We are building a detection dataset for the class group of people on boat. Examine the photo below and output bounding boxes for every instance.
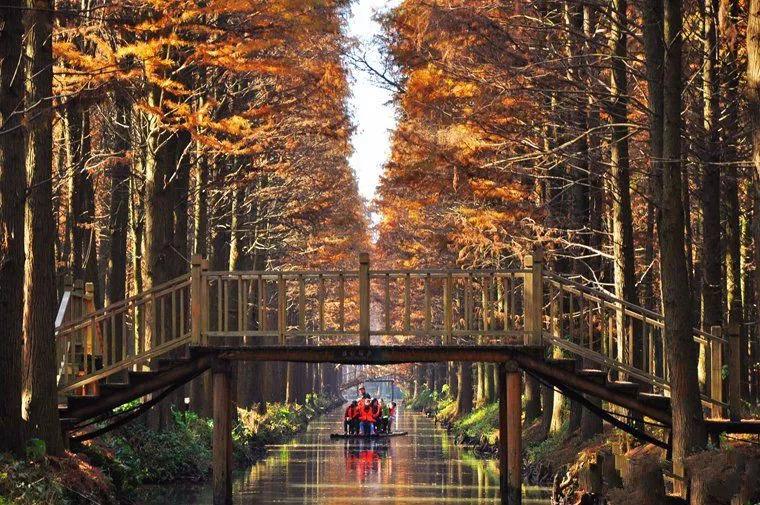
[343,385,397,435]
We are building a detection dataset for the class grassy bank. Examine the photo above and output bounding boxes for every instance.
[407,386,581,478]
[1,393,338,504]
[409,386,760,503]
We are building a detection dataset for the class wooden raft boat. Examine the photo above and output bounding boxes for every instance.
[329,431,408,440]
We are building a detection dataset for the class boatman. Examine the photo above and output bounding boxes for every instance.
[357,385,371,401]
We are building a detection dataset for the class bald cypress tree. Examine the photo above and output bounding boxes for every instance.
[0,0,27,455]
[22,0,64,455]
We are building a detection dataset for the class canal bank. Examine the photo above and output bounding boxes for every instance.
[137,405,551,504]
[0,395,338,505]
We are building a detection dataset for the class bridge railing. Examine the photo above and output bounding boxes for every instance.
[55,274,191,393]
[194,253,530,347]
[55,250,744,419]
[541,265,732,417]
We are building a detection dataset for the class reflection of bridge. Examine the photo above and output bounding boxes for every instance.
[54,252,759,505]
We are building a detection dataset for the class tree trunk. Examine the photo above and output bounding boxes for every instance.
[143,86,177,429]
[455,362,473,417]
[107,101,130,306]
[193,142,209,257]
[22,0,64,454]
[747,0,760,405]
[0,0,27,455]
[721,0,746,397]
[700,0,721,395]
[105,100,130,380]
[609,0,640,376]
[66,101,99,303]
[658,0,708,464]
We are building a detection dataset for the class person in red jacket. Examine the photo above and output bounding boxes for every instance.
[344,401,359,434]
[357,398,376,435]
[388,402,397,432]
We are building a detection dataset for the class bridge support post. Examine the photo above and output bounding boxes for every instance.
[212,360,233,505]
[499,362,522,505]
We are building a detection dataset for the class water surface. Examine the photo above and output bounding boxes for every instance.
[139,406,550,504]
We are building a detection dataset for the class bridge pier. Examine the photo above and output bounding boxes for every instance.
[212,360,233,505]
[499,362,522,505]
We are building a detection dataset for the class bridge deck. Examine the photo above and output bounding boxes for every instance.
[190,344,546,364]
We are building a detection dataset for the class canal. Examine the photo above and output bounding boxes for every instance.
[140,405,551,504]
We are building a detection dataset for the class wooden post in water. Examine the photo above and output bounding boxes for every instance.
[359,252,370,346]
[213,360,233,505]
[499,362,522,505]
[728,323,741,421]
[709,325,723,418]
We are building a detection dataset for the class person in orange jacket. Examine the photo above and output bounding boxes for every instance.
[344,400,359,434]
[357,398,376,435]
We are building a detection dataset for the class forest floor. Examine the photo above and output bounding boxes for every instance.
[0,394,339,505]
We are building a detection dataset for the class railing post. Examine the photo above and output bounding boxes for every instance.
[201,259,210,344]
[277,274,286,345]
[84,282,96,393]
[444,274,453,345]
[84,281,95,358]
[191,255,203,345]
[359,252,370,346]
[728,323,742,421]
[523,249,544,346]
[709,325,723,418]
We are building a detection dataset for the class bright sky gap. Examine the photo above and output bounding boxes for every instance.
[345,0,400,226]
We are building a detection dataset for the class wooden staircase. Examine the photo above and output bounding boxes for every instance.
[59,351,213,439]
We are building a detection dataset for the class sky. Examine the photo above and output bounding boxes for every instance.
[345,0,400,210]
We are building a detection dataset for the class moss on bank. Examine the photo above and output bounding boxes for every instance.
[407,386,594,479]
[1,394,337,504]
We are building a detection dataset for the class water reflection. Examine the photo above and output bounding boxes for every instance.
[343,439,388,484]
[138,406,550,504]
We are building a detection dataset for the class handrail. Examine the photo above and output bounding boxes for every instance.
[547,336,728,409]
[204,270,360,277]
[55,274,190,333]
[57,278,192,333]
[203,268,528,277]
[55,290,73,328]
[545,271,726,344]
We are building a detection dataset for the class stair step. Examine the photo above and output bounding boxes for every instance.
[546,358,577,371]
[128,370,162,386]
[156,357,190,370]
[99,383,131,397]
[637,392,671,411]
[577,369,608,383]
[607,381,640,395]
[66,394,101,412]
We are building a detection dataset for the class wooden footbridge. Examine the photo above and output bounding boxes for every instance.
[55,252,757,504]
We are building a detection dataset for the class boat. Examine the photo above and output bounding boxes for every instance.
[329,431,408,440]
